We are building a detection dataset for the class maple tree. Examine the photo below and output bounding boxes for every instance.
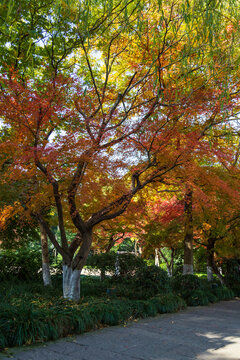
[0,0,240,300]
[126,189,183,276]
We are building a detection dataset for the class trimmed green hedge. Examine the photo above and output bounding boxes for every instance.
[171,274,234,306]
[86,252,146,277]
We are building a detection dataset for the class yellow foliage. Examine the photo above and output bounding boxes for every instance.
[202,222,212,231]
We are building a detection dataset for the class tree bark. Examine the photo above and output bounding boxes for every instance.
[170,247,175,276]
[206,238,225,285]
[183,188,194,275]
[158,248,174,277]
[63,265,81,301]
[206,238,215,282]
[63,229,93,301]
[155,249,160,266]
[100,269,106,281]
[39,222,52,286]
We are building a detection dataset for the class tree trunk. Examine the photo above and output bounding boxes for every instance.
[170,247,175,277]
[63,265,81,301]
[183,188,194,275]
[63,229,93,301]
[206,237,225,285]
[100,269,106,281]
[155,249,160,266]
[134,240,138,256]
[206,238,215,281]
[158,248,174,277]
[39,222,52,286]
[207,266,213,281]
[212,262,225,285]
[166,265,171,277]
[115,253,120,276]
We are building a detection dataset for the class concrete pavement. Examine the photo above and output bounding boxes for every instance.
[1,299,240,360]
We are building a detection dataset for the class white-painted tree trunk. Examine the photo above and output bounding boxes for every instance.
[155,249,160,267]
[42,263,52,286]
[114,255,120,276]
[166,266,172,277]
[207,266,213,281]
[63,265,81,301]
[183,264,194,275]
[39,222,52,286]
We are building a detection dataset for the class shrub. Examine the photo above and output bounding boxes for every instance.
[86,252,146,278]
[212,287,234,301]
[172,274,201,298]
[150,293,186,313]
[130,266,171,298]
[223,259,240,285]
[81,276,110,297]
[0,248,42,281]
[186,289,209,306]
[204,290,218,303]
[222,259,240,296]
[229,284,240,297]
[86,252,117,275]
[0,281,185,349]
[110,265,171,300]
[117,253,146,277]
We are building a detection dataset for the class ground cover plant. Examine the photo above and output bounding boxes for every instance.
[171,274,234,306]
[0,274,186,349]
[0,265,236,350]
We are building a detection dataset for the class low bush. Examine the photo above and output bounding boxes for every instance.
[0,248,42,281]
[128,266,171,299]
[211,287,234,301]
[150,293,186,313]
[0,269,235,350]
[86,252,117,275]
[186,289,209,306]
[171,274,234,306]
[229,284,240,297]
[0,279,186,349]
[171,274,201,298]
[86,252,146,278]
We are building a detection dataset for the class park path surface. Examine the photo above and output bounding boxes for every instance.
[1,299,240,360]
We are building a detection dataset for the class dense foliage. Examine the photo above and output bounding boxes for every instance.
[0,248,42,281]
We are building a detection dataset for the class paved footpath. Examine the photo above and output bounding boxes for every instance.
[1,300,240,360]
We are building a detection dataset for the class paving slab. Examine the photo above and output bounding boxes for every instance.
[1,299,240,360]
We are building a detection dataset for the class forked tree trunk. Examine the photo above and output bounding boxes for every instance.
[39,222,52,286]
[62,230,92,301]
[158,248,175,277]
[183,188,194,275]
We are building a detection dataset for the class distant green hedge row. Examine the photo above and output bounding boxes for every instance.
[171,274,234,306]
[0,293,185,348]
